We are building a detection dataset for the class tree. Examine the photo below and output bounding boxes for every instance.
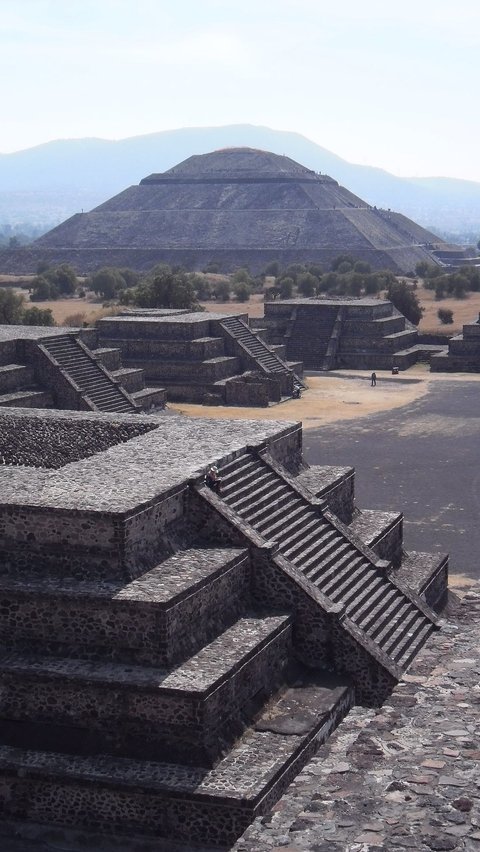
[133,266,199,310]
[234,281,252,302]
[22,306,55,326]
[0,288,24,323]
[213,279,231,301]
[232,268,252,285]
[354,260,371,274]
[385,280,423,325]
[262,261,280,278]
[297,272,317,297]
[437,308,454,325]
[279,276,294,298]
[190,274,211,301]
[332,254,354,272]
[55,264,77,295]
[90,268,126,301]
[30,276,59,301]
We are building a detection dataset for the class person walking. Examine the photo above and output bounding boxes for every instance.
[371,372,377,387]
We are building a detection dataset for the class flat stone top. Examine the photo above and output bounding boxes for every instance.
[271,297,383,307]
[0,325,78,341]
[98,311,240,325]
[296,464,353,496]
[0,408,299,513]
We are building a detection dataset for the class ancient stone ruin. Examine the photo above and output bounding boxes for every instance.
[0,406,447,848]
[0,314,304,411]
[257,297,446,371]
[0,324,165,413]
[430,312,480,372]
[96,309,304,405]
[0,148,465,275]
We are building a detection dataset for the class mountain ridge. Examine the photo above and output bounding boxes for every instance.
[1,125,479,237]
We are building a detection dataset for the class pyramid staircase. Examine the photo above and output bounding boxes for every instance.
[216,451,437,672]
[219,315,305,395]
[0,544,353,847]
[286,305,338,370]
[39,334,137,413]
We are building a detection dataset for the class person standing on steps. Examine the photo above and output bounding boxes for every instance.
[371,372,377,387]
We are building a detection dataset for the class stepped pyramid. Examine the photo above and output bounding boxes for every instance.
[0,148,462,275]
[0,324,165,413]
[0,407,447,848]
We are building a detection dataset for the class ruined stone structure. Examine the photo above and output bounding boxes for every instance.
[96,309,304,405]
[0,325,165,413]
[0,148,464,275]
[0,406,447,848]
[430,312,480,372]
[257,297,444,372]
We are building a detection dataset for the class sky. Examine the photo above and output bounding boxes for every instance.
[2,0,479,181]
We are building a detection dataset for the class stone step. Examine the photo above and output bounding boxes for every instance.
[132,387,166,410]
[245,489,298,529]
[0,548,250,667]
[285,522,340,569]
[257,500,310,541]
[253,496,306,538]
[226,469,275,508]
[221,465,265,499]
[91,347,122,371]
[0,364,34,393]
[0,674,353,847]
[111,368,145,393]
[371,599,417,647]
[0,615,292,766]
[393,621,434,669]
[321,555,373,603]
[383,613,431,667]
[232,483,292,523]
[0,390,53,409]
[298,535,349,577]
[355,583,400,632]
[278,514,327,555]
[338,572,386,617]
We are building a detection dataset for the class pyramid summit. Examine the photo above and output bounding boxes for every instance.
[0,147,464,275]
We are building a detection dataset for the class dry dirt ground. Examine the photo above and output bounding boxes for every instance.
[169,364,480,430]
[417,282,480,334]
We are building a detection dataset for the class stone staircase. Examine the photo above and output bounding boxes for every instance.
[39,334,137,413]
[0,545,353,847]
[219,315,305,394]
[286,305,338,370]
[217,452,436,672]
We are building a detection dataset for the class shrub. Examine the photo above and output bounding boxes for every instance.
[22,306,55,326]
[437,308,454,325]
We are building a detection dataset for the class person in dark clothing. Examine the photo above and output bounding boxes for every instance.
[205,465,222,494]
[371,372,377,386]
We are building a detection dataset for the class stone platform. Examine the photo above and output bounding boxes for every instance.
[0,407,447,848]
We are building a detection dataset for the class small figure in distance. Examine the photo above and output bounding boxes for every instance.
[392,365,399,375]
[371,372,377,387]
[293,386,301,399]
[205,465,222,495]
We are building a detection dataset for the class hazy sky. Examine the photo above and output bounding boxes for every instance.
[2,0,479,181]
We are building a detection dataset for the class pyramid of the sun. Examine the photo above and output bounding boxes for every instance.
[0,148,463,275]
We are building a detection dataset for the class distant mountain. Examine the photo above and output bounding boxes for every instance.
[1,125,479,239]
